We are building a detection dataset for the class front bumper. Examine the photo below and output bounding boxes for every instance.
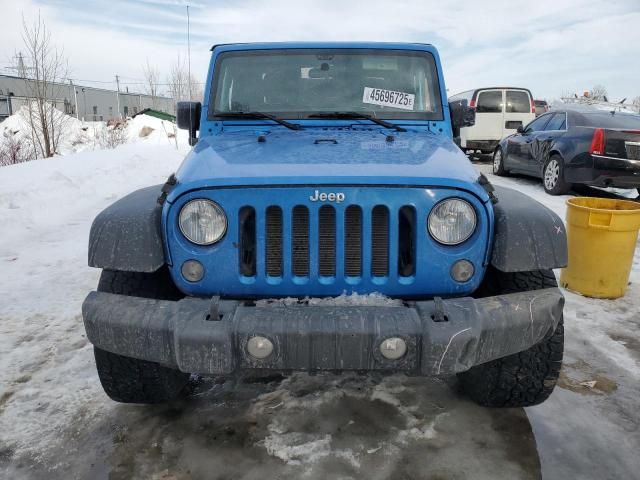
[82,289,564,376]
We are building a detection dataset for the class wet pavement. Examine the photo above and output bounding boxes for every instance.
[2,332,639,480]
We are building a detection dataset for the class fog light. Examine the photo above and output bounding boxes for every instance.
[451,259,474,282]
[181,260,204,282]
[247,336,274,359]
[380,337,407,360]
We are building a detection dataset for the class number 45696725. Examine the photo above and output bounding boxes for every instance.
[363,87,415,111]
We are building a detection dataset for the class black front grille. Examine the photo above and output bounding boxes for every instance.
[292,206,310,276]
[398,206,416,277]
[238,207,256,276]
[319,206,336,276]
[246,204,415,281]
[344,206,362,276]
[371,206,389,277]
[265,206,283,277]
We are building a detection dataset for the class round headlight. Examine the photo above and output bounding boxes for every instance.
[179,199,227,245]
[428,198,477,245]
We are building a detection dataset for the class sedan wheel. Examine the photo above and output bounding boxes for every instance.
[544,159,560,190]
[543,156,571,195]
[492,148,506,176]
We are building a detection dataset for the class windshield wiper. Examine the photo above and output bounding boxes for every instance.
[214,111,301,130]
[308,112,406,132]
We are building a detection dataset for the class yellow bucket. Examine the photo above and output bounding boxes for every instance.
[560,197,640,298]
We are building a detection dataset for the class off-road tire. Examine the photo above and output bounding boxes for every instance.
[94,268,189,404]
[543,155,571,195]
[459,268,564,407]
[98,266,183,300]
[492,147,507,176]
[94,347,189,404]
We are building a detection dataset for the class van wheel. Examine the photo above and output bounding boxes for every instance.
[492,148,507,176]
[543,155,571,195]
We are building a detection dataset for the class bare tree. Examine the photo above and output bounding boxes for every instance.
[167,55,203,103]
[589,85,608,101]
[0,128,35,166]
[142,60,161,108]
[14,14,71,158]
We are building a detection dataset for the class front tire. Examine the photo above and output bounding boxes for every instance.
[94,269,189,404]
[458,268,564,407]
[543,155,571,195]
[492,147,507,176]
[94,347,190,404]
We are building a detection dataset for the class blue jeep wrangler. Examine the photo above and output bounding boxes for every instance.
[83,43,567,407]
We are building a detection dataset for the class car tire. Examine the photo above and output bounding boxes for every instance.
[458,268,564,408]
[94,268,189,404]
[492,147,507,176]
[543,155,571,195]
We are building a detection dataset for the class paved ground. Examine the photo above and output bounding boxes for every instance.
[1,147,639,479]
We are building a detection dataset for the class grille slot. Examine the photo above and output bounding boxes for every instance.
[265,206,283,276]
[344,206,362,276]
[292,205,310,276]
[371,205,389,277]
[319,205,336,276]
[238,206,256,276]
[398,206,416,277]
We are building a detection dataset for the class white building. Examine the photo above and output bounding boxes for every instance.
[0,74,175,123]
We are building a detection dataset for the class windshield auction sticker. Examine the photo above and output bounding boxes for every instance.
[363,87,415,110]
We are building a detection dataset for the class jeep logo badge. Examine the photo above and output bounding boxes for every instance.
[309,190,345,203]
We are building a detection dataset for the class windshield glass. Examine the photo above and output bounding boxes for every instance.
[209,49,443,120]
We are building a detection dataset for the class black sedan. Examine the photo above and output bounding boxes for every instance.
[492,109,640,195]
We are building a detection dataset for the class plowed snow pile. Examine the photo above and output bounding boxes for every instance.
[0,106,186,160]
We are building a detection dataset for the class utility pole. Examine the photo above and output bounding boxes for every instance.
[115,74,122,119]
[71,79,79,119]
[82,87,86,122]
[187,5,192,101]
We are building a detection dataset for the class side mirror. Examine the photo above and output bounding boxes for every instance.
[177,101,202,146]
[517,125,525,134]
[449,99,476,131]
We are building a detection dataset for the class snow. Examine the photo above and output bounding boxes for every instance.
[255,292,404,307]
[0,105,187,160]
[0,142,187,465]
[0,144,639,477]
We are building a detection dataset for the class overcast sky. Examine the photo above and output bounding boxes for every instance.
[1,0,638,101]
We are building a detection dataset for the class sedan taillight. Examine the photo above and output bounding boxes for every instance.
[589,128,605,155]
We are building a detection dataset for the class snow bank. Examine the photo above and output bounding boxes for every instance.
[0,106,187,163]
[0,143,185,464]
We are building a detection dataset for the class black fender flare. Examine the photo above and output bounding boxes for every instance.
[88,185,165,273]
[490,185,567,272]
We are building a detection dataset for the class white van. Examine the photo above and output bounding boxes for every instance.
[449,87,535,153]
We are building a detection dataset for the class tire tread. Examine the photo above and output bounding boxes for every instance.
[94,268,188,404]
[459,268,564,407]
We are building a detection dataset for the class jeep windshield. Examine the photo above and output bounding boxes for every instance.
[209,49,443,121]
